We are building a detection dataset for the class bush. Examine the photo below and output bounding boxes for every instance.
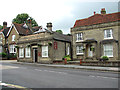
[0,52,7,57]
[63,55,71,61]
[100,56,109,61]
[9,53,17,58]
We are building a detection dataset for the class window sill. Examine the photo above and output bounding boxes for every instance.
[104,38,113,40]
[76,40,84,42]
[42,56,49,58]
[107,56,113,58]
[19,57,24,58]
[25,56,31,58]
[76,53,84,55]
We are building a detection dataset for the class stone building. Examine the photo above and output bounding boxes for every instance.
[0,22,10,54]
[71,8,120,61]
[17,23,72,63]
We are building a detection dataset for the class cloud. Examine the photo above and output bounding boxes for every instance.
[0,0,119,34]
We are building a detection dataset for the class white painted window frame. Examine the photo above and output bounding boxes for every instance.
[12,35,16,41]
[25,47,31,58]
[67,46,70,55]
[19,48,24,58]
[10,45,16,53]
[103,44,113,57]
[42,46,48,57]
[104,29,113,39]
[76,45,84,55]
[76,33,83,42]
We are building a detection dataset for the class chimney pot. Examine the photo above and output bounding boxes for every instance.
[101,8,106,14]
[46,22,52,31]
[94,11,96,15]
[3,21,7,29]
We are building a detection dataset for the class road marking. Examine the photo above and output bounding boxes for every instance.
[35,69,67,74]
[0,65,19,70]
[0,81,29,89]
[35,69,42,71]
[89,75,118,79]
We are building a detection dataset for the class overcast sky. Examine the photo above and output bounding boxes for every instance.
[0,0,119,34]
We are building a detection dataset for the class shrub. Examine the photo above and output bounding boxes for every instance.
[101,56,109,61]
[63,55,71,61]
[0,52,7,57]
[9,53,17,58]
[48,42,52,46]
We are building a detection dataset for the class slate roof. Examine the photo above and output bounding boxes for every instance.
[73,12,120,28]
[0,27,10,38]
[17,30,72,44]
[32,26,41,32]
[53,32,72,42]
[13,23,33,36]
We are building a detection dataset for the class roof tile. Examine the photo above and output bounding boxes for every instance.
[73,12,120,28]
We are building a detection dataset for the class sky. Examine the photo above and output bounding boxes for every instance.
[0,0,119,34]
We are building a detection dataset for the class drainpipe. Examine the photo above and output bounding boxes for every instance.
[65,42,66,56]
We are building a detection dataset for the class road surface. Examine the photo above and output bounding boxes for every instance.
[0,61,119,89]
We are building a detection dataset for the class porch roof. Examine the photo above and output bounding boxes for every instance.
[100,39,118,44]
[82,38,97,43]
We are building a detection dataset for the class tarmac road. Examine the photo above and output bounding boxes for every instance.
[0,61,119,89]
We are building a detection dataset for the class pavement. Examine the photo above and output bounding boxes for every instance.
[3,60,119,72]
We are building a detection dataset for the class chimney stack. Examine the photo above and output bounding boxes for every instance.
[27,17,32,29]
[101,8,106,15]
[27,17,33,33]
[94,11,96,15]
[46,22,52,31]
[3,21,7,29]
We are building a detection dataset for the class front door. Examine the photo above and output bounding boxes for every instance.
[33,48,38,62]
[87,45,93,57]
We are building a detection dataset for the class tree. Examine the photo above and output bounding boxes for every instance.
[12,13,38,27]
[56,30,63,34]
[0,25,3,29]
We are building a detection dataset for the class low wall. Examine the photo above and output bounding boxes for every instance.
[68,60,120,67]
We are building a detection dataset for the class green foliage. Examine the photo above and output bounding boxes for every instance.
[56,30,63,34]
[101,56,109,60]
[8,53,17,58]
[48,42,52,46]
[12,13,38,27]
[67,34,71,36]
[15,45,19,48]
[0,25,3,29]
[0,52,17,59]
[63,55,71,61]
[0,52,7,57]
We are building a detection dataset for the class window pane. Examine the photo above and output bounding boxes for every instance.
[76,33,83,41]
[25,47,30,57]
[19,48,24,58]
[76,45,83,54]
[42,46,48,57]
[104,29,113,39]
[104,44,113,57]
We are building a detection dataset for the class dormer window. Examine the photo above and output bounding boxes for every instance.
[104,29,113,39]
[12,35,15,41]
[23,23,28,28]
